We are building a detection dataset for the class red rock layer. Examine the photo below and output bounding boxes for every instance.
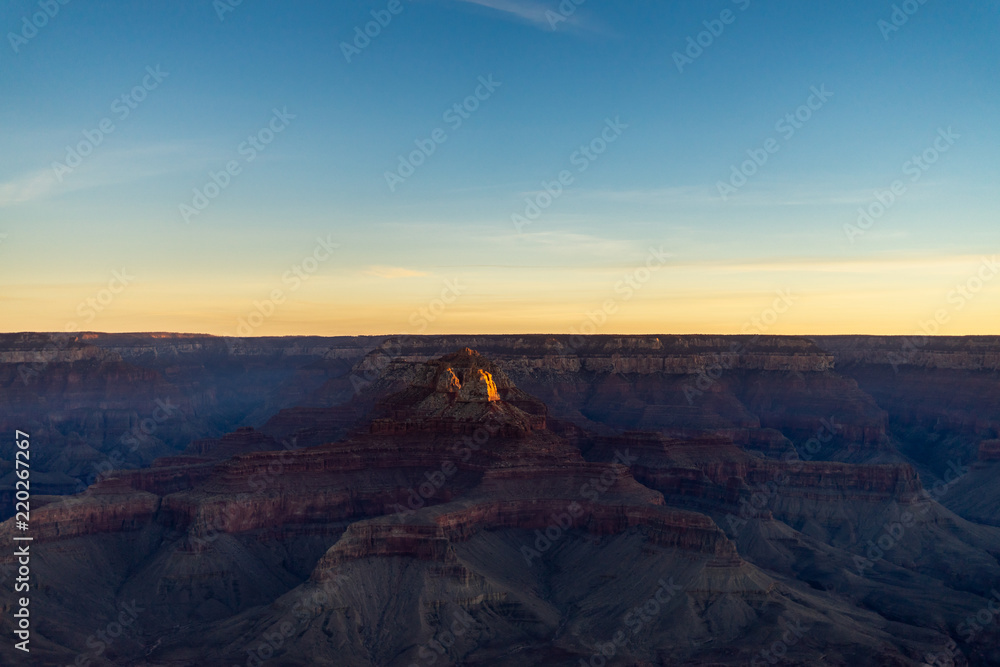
[315,499,739,576]
[1,479,160,541]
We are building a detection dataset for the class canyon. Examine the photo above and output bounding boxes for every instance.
[0,334,999,665]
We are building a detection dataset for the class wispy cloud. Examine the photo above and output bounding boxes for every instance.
[497,230,650,263]
[577,186,720,207]
[664,253,994,275]
[0,142,205,207]
[574,184,937,208]
[0,170,60,207]
[363,265,429,279]
[444,0,605,33]
[449,0,555,27]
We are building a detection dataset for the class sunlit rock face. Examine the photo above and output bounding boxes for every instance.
[457,368,500,403]
[436,367,462,394]
[429,350,502,404]
[368,348,546,436]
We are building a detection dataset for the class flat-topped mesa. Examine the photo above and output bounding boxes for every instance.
[370,348,546,436]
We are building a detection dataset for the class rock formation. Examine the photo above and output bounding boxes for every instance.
[3,338,1000,665]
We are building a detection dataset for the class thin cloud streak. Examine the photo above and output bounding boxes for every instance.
[444,0,609,33]
[0,142,207,207]
[363,266,430,279]
[447,0,558,27]
[0,170,59,207]
[664,253,996,275]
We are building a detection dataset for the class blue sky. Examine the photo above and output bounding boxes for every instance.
[1,0,998,335]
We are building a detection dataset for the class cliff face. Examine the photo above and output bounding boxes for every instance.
[21,481,161,540]
[808,336,1000,501]
[370,348,546,436]
[0,332,937,514]
[358,335,834,372]
[3,338,1000,666]
[342,336,891,465]
[314,501,739,574]
[0,333,378,515]
[811,335,1000,370]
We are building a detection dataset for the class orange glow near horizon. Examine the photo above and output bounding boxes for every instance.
[2,264,1000,336]
[3,252,997,337]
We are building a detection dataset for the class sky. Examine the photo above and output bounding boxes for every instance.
[1,0,998,336]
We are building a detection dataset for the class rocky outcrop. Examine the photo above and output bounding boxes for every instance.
[370,348,546,436]
[2,345,1000,667]
[13,332,977,512]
